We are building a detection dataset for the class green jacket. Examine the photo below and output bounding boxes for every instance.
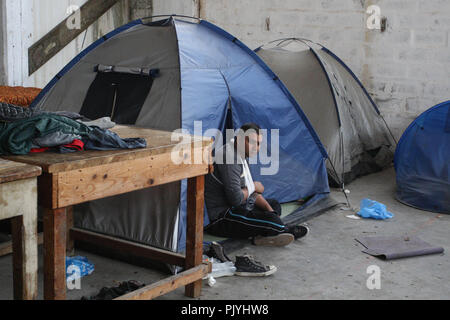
[0,114,92,155]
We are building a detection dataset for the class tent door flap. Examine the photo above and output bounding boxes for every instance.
[80,70,154,125]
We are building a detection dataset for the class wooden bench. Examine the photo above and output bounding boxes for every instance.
[0,159,41,299]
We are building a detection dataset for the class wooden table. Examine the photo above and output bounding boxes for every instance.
[3,125,213,300]
[0,159,41,299]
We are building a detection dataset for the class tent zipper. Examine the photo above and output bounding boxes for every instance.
[110,83,118,121]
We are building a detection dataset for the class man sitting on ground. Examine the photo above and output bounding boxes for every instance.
[204,123,308,246]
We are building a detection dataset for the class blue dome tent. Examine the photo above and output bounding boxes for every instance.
[30,16,331,258]
[394,101,450,214]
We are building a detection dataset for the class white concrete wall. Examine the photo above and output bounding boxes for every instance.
[152,0,199,18]
[153,0,450,139]
[1,0,447,137]
[0,0,6,85]
[129,0,153,20]
[1,0,130,88]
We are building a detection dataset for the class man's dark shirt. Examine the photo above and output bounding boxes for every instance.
[205,142,247,222]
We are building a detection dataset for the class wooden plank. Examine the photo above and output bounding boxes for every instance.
[185,175,205,298]
[43,207,67,300]
[0,159,41,184]
[56,147,209,207]
[28,0,120,75]
[71,227,185,267]
[0,239,13,256]
[114,263,211,300]
[66,207,74,256]
[0,233,43,257]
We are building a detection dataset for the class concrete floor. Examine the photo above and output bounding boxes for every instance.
[0,167,448,300]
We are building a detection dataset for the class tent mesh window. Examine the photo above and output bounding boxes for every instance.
[80,71,153,125]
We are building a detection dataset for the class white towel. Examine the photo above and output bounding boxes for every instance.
[239,155,255,196]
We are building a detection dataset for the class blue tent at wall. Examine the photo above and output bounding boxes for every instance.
[394,101,450,214]
[30,17,330,255]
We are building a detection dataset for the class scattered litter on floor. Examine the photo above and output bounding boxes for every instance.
[346,214,361,220]
[66,256,94,282]
[355,235,444,260]
[203,256,236,280]
[202,256,235,287]
[357,198,394,220]
[206,275,217,287]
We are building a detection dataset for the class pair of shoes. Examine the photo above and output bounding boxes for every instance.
[252,233,294,246]
[234,255,277,277]
[204,241,232,263]
[286,224,309,240]
[81,280,145,300]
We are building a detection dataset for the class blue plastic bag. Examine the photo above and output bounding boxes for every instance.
[66,256,94,281]
[357,198,394,220]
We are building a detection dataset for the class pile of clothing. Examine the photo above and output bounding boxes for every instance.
[0,102,146,155]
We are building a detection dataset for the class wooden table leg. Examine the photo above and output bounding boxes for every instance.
[11,211,38,300]
[43,207,67,300]
[66,206,74,256]
[185,175,205,298]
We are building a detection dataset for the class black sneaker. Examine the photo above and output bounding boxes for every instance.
[234,255,277,277]
[204,241,232,263]
[81,280,145,300]
[287,224,309,240]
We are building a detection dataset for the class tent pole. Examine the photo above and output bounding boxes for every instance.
[326,143,351,210]
[339,128,352,210]
[257,37,325,50]
[140,14,201,22]
[380,114,398,146]
[327,156,352,210]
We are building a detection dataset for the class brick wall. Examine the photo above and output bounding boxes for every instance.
[152,0,450,139]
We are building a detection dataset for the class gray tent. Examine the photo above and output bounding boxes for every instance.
[31,18,184,254]
[255,39,396,186]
